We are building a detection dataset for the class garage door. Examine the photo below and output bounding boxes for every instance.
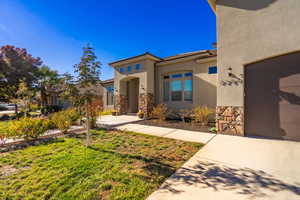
[245,52,300,141]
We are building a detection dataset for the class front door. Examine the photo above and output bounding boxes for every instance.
[127,78,139,113]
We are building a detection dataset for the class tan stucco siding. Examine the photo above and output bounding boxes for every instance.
[114,60,148,95]
[156,58,217,110]
[217,0,300,106]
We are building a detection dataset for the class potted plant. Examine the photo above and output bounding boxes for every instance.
[137,110,144,119]
[111,109,117,116]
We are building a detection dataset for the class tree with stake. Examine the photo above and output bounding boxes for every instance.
[74,44,101,146]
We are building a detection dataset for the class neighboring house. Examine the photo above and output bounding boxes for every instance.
[207,0,300,141]
[101,78,114,111]
[107,50,217,117]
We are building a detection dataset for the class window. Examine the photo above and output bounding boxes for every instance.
[171,73,183,78]
[184,79,192,101]
[135,64,141,70]
[163,72,193,102]
[119,67,125,73]
[208,66,217,74]
[127,66,132,72]
[184,72,192,77]
[171,80,182,101]
[106,86,114,105]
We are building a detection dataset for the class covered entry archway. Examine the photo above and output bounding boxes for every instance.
[245,51,300,141]
[118,76,140,114]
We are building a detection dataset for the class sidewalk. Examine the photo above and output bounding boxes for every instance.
[147,134,300,200]
[97,115,216,144]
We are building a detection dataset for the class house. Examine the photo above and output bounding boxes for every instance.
[207,0,300,141]
[102,50,217,117]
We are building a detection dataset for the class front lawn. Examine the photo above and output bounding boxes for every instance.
[0,130,202,200]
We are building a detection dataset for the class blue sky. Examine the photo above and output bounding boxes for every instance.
[0,0,216,80]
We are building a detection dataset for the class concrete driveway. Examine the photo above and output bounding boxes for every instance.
[147,134,300,200]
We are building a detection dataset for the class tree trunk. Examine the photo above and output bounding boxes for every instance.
[85,100,90,147]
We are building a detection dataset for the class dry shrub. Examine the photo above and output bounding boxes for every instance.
[50,111,72,134]
[7,117,51,140]
[151,104,168,122]
[193,105,214,126]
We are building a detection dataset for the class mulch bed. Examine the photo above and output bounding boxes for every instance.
[136,119,215,133]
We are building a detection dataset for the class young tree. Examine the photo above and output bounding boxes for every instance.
[14,80,35,118]
[74,44,101,146]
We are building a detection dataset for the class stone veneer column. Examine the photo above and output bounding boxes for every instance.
[138,93,154,118]
[114,94,127,115]
[216,106,244,136]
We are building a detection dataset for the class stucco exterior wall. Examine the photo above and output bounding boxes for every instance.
[216,0,300,106]
[156,58,217,110]
[113,59,152,95]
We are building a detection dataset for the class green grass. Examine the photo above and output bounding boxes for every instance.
[0,130,203,200]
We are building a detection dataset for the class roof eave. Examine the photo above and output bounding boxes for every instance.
[207,0,216,13]
[109,53,161,67]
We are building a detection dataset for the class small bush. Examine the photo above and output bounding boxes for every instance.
[137,110,144,119]
[30,103,40,111]
[64,108,80,124]
[0,122,9,143]
[151,104,168,122]
[209,127,217,133]
[193,106,214,126]
[50,111,72,134]
[7,117,51,140]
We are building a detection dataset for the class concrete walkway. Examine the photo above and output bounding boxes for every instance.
[97,115,216,144]
[147,134,300,200]
[97,115,300,200]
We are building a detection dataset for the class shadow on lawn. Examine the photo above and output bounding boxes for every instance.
[158,160,300,198]
[88,146,176,179]
[1,138,65,152]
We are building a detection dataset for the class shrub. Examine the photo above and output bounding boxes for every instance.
[209,127,217,133]
[0,122,9,144]
[137,110,144,119]
[151,104,168,122]
[64,108,80,124]
[193,106,214,126]
[50,111,72,134]
[30,103,40,111]
[7,117,51,140]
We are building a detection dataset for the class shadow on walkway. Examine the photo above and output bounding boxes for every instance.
[159,160,300,198]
